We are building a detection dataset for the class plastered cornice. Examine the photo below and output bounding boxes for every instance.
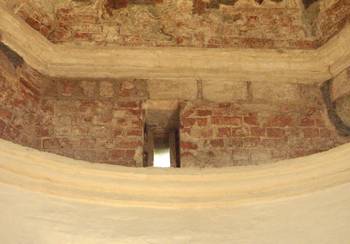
[1,139,350,209]
[0,3,349,83]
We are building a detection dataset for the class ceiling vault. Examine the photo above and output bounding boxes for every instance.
[0,2,349,83]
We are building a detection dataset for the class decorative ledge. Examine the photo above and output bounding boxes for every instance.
[1,139,350,209]
[0,3,349,83]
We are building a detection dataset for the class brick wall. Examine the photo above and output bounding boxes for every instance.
[180,82,349,167]
[0,46,44,148]
[1,44,350,167]
[3,0,55,38]
[0,45,146,166]
[316,0,350,45]
[5,0,348,49]
[6,0,350,49]
[51,3,312,49]
[40,79,147,166]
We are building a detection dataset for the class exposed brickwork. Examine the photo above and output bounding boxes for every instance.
[4,0,56,38]
[4,0,348,49]
[0,46,43,148]
[1,43,350,167]
[50,2,314,48]
[316,0,350,45]
[0,43,146,166]
[180,83,350,167]
[40,79,147,166]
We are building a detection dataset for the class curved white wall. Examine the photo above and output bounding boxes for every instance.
[0,139,350,243]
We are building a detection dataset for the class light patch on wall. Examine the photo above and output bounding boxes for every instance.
[153,148,170,168]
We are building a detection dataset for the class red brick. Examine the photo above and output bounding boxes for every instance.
[315,118,326,127]
[0,119,6,135]
[217,127,231,137]
[36,127,50,137]
[181,141,198,150]
[2,125,19,140]
[303,128,319,138]
[212,116,241,126]
[110,150,125,159]
[95,151,109,162]
[74,150,96,161]
[127,109,142,116]
[79,101,97,112]
[289,148,307,158]
[266,128,285,138]
[242,137,260,147]
[41,100,54,113]
[0,108,12,121]
[182,109,195,117]
[271,148,288,159]
[210,139,224,147]
[42,138,60,149]
[58,80,76,97]
[193,0,207,15]
[232,138,243,147]
[19,78,40,97]
[127,129,143,136]
[80,138,96,148]
[11,98,26,108]
[117,101,139,108]
[261,138,287,147]
[196,110,212,116]
[112,129,123,136]
[196,118,208,127]
[125,150,135,158]
[320,128,332,138]
[299,117,315,126]
[25,16,42,31]
[182,118,196,127]
[106,0,129,10]
[267,115,293,127]
[21,88,40,104]
[181,151,194,158]
[232,127,249,137]
[244,113,258,126]
[131,119,143,127]
[115,118,127,126]
[74,32,92,40]
[118,81,137,97]
[181,128,191,135]
[116,139,142,148]
[190,128,213,138]
[250,127,265,137]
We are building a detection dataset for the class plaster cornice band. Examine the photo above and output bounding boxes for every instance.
[1,4,350,83]
[1,139,350,209]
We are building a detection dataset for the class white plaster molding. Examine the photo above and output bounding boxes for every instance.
[1,139,350,209]
[0,3,349,83]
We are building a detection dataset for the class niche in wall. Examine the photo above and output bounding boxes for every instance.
[143,100,180,168]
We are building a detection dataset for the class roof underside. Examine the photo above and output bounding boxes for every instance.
[1,0,349,49]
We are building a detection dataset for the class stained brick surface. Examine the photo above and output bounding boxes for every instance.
[0,50,43,148]
[5,0,349,49]
[1,45,350,167]
[0,47,146,166]
[317,0,350,45]
[40,79,146,166]
[179,84,349,167]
